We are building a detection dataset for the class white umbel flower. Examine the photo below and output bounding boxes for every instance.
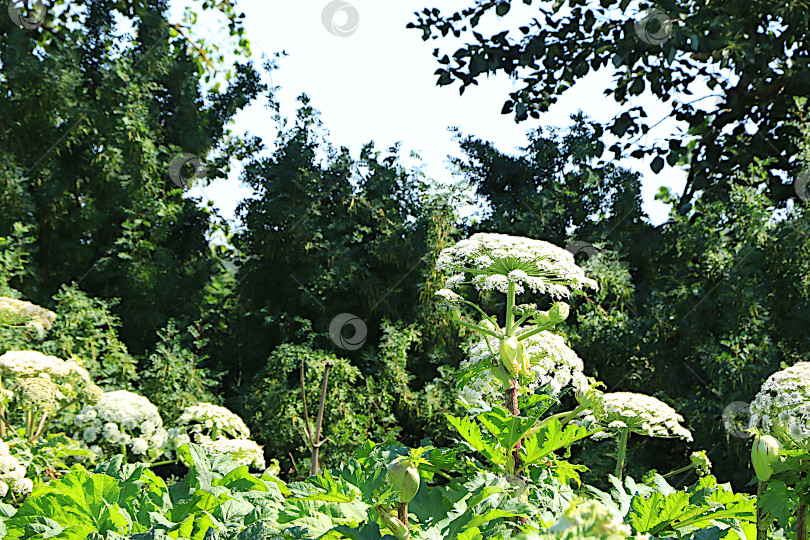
[175,403,252,440]
[198,437,266,469]
[169,403,265,468]
[0,351,92,388]
[459,327,589,409]
[74,390,167,458]
[435,233,598,298]
[0,441,27,499]
[550,499,632,537]
[580,392,692,441]
[0,296,56,338]
[750,362,810,447]
[11,477,33,495]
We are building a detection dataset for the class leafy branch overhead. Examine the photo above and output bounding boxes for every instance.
[409,0,810,207]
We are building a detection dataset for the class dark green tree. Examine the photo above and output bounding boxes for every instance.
[0,0,264,354]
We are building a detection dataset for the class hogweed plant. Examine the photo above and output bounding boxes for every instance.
[435,233,598,477]
[748,362,810,540]
[73,389,169,462]
[166,402,265,469]
[433,235,706,510]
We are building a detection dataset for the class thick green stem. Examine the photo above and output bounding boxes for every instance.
[756,480,768,540]
[799,502,808,540]
[0,376,5,439]
[377,505,409,540]
[615,429,629,480]
[25,410,33,439]
[506,282,516,335]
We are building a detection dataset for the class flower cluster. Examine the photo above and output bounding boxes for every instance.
[0,350,101,411]
[0,440,31,497]
[74,390,168,459]
[0,350,89,383]
[460,328,589,409]
[578,392,692,441]
[548,499,632,538]
[0,296,56,338]
[175,403,252,440]
[435,233,598,298]
[199,438,266,469]
[17,374,65,413]
[749,362,810,446]
[167,403,264,469]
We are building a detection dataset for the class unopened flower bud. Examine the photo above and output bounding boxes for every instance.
[549,302,570,323]
[690,451,711,477]
[500,337,522,376]
[751,435,781,481]
[388,457,420,503]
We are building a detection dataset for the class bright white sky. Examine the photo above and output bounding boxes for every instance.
[182,0,695,227]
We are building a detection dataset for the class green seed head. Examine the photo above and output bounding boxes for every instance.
[751,435,781,481]
[388,457,420,503]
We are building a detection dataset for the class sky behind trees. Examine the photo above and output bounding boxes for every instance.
[182,0,696,226]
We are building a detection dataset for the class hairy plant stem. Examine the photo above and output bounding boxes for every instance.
[615,429,629,480]
[536,405,588,430]
[504,378,527,489]
[0,412,19,438]
[377,505,409,539]
[756,481,768,540]
[397,502,409,532]
[31,397,79,444]
[799,502,808,540]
